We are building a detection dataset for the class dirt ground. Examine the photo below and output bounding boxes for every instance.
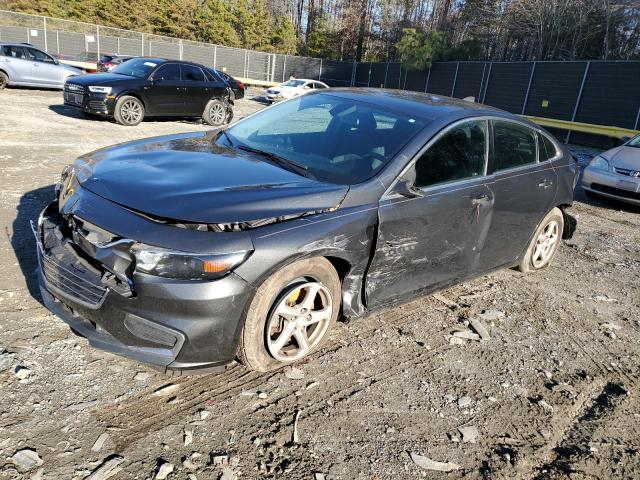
[0,87,639,480]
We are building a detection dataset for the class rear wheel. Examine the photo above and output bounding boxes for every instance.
[114,95,144,126]
[0,71,8,90]
[203,99,228,126]
[518,207,564,273]
[238,257,340,372]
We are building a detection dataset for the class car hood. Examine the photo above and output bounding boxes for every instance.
[72,131,349,224]
[68,72,136,86]
[607,145,640,170]
[61,64,84,74]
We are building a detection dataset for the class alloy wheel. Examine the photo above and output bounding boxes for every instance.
[120,100,142,124]
[209,103,226,124]
[531,220,559,268]
[266,282,333,362]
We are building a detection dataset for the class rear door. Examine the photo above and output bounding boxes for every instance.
[26,47,62,86]
[365,119,495,307]
[1,45,32,83]
[478,119,558,271]
[181,64,211,115]
[144,63,184,115]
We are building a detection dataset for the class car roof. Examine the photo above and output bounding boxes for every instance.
[319,88,522,122]
[0,42,36,47]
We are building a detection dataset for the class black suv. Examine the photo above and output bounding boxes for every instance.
[63,57,233,126]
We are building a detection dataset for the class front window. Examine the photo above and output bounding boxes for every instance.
[627,134,640,147]
[111,58,160,78]
[282,79,306,88]
[222,93,428,184]
[27,48,56,63]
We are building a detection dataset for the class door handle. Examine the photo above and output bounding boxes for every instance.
[33,63,40,67]
[538,179,553,188]
[471,194,491,206]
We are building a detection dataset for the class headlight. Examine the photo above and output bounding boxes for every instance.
[131,245,251,280]
[588,155,610,171]
[88,86,112,94]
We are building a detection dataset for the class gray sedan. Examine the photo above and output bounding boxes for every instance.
[0,42,83,89]
[582,135,640,206]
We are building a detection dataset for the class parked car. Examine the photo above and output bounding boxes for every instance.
[208,68,245,100]
[0,42,83,89]
[34,89,577,374]
[97,54,136,72]
[265,78,328,102]
[63,57,233,126]
[581,134,640,206]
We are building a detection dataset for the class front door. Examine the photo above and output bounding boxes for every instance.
[478,120,558,271]
[26,48,62,86]
[144,63,184,115]
[366,119,494,307]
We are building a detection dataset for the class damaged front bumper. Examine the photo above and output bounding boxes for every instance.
[34,199,255,374]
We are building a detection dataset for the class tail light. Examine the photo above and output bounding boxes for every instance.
[237,81,245,90]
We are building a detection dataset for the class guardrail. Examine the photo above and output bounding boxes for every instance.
[525,116,639,140]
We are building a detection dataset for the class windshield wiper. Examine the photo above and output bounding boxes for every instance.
[216,128,235,147]
[237,145,312,178]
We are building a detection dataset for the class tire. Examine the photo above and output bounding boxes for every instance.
[203,99,228,126]
[238,257,341,372]
[0,71,8,90]
[114,95,144,126]
[518,207,564,273]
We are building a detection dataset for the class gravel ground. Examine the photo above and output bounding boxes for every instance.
[0,87,639,480]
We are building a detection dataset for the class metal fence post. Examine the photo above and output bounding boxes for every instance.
[521,61,537,114]
[424,67,431,93]
[141,33,144,56]
[56,30,59,54]
[351,61,357,87]
[367,62,372,86]
[451,62,460,97]
[213,45,217,68]
[482,62,493,103]
[383,62,389,88]
[634,105,640,131]
[96,25,100,58]
[43,16,47,52]
[319,58,322,80]
[282,55,287,81]
[179,39,183,60]
[117,37,120,54]
[477,63,487,101]
[566,61,591,143]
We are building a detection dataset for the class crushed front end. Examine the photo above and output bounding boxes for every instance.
[34,186,256,374]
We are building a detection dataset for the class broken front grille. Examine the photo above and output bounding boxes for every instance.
[40,251,107,308]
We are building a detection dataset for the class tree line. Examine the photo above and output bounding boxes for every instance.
[3,0,639,66]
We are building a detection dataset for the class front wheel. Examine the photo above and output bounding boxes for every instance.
[238,257,341,372]
[114,95,144,126]
[518,207,564,273]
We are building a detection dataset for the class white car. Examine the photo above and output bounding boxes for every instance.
[265,79,329,103]
[582,134,640,206]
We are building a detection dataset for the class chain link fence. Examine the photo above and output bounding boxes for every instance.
[1,9,639,141]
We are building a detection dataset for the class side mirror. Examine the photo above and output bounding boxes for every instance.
[394,178,423,198]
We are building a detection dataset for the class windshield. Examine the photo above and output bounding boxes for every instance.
[221,93,428,184]
[282,79,306,87]
[627,134,640,147]
[111,58,160,78]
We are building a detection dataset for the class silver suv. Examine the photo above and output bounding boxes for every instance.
[0,42,83,89]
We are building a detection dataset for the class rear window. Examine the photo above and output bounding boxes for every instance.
[539,133,558,161]
[493,120,538,170]
[1,45,27,59]
[181,64,206,82]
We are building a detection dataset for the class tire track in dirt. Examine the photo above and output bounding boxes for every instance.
[92,295,453,451]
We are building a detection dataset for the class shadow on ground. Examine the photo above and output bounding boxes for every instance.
[11,185,55,305]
